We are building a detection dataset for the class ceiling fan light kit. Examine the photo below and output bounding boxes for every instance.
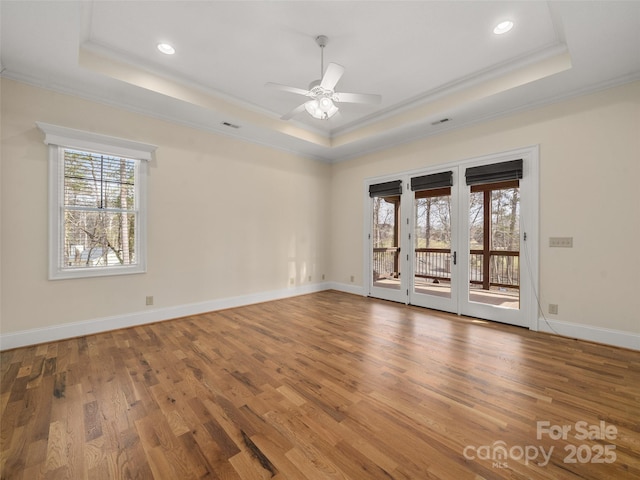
[305,96,339,120]
[266,35,381,121]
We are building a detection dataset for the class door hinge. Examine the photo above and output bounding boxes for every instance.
[406,254,409,261]
[524,232,527,241]
[453,251,457,265]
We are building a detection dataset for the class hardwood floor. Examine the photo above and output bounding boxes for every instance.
[1,290,639,479]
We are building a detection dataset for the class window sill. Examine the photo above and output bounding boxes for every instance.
[49,265,146,281]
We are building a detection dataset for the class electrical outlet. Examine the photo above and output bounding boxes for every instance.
[308,275,312,282]
[350,275,355,282]
[549,304,558,315]
[146,296,154,306]
[549,237,573,248]
[289,278,295,285]
[322,274,325,281]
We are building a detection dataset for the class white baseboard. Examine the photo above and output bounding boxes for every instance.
[535,317,640,351]
[4,284,636,352]
[0,282,331,351]
[328,282,366,296]
[325,288,639,351]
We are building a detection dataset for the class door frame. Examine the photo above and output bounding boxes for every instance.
[364,145,539,330]
[407,166,460,314]
[365,174,409,304]
[457,146,539,329]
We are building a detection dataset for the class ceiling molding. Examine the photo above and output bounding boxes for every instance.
[78,41,572,153]
[2,1,639,163]
[78,44,332,148]
[331,48,572,149]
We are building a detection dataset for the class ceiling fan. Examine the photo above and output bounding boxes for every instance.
[266,35,382,121]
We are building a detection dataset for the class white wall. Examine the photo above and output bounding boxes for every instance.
[330,81,640,347]
[2,78,639,350]
[0,79,331,347]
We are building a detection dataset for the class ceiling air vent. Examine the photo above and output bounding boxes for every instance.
[221,121,240,129]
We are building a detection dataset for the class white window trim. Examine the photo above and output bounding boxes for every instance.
[37,122,157,280]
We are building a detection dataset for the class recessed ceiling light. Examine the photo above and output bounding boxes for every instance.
[157,43,175,55]
[493,20,514,35]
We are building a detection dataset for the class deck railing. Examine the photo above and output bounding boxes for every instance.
[373,247,399,279]
[415,248,451,281]
[470,250,519,289]
[373,248,520,289]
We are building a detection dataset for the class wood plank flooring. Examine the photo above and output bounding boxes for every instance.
[1,290,639,479]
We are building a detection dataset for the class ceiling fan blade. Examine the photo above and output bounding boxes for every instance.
[334,92,382,104]
[280,103,307,121]
[320,63,345,90]
[265,82,310,96]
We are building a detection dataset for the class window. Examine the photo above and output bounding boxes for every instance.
[37,122,156,279]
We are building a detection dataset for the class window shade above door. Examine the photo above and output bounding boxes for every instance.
[410,171,453,191]
[369,180,402,197]
[465,159,523,186]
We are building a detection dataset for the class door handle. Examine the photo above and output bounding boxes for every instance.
[453,251,457,265]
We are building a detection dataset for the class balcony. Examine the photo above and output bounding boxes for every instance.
[373,248,520,308]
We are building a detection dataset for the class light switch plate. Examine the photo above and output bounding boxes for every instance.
[549,237,573,248]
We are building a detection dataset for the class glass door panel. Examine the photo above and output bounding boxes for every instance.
[409,170,459,314]
[372,195,401,291]
[414,188,452,298]
[468,181,520,309]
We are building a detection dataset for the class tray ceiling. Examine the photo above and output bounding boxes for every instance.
[2,1,639,162]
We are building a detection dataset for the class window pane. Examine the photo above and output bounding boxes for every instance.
[468,185,520,310]
[469,191,484,249]
[64,151,101,208]
[373,197,397,248]
[64,210,136,267]
[491,188,519,251]
[64,150,136,210]
[414,192,452,298]
[415,195,451,248]
[372,196,400,289]
[103,157,135,209]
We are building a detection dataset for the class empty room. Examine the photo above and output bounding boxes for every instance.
[1,1,639,479]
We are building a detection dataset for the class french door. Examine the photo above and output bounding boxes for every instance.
[366,147,538,329]
[408,169,460,313]
[369,180,405,303]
